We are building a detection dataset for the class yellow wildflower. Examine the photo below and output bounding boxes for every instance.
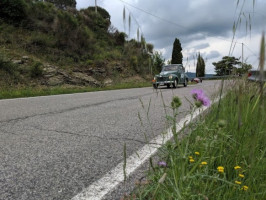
[201,162,207,165]
[188,156,193,159]
[241,185,248,191]
[235,181,242,185]
[239,174,244,178]
[217,166,224,173]
[195,152,200,155]
[189,159,195,163]
[234,166,241,170]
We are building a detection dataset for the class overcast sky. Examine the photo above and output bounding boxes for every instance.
[76,0,266,74]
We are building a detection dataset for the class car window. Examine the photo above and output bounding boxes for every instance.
[162,65,177,71]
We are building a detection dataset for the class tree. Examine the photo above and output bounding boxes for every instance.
[152,51,165,73]
[213,56,241,76]
[196,53,205,77]
[238,63,252,74]
[0,0,27,25]
[46,0,76,9]
[171,38,183,64]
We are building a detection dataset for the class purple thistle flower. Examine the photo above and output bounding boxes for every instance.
[191,89,210,107]
[191,89,203,99]
[158,161,167,167]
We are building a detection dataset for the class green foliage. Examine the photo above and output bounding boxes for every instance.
[114,31,126,46]
[152,51,165,73]
[0,82,151,99]
[86,6,110,20]
[26,1,57,31]
[0,0,27,25]
[146,43,154,53]
[135,81,265,199]
[30,33,54,47]
[46,0,76,9]
[213,56,241,76]
[80,7,111,32]
[130,56,139,72]
[0,0,153,87]
[0,54,17,75]
[30,62,43,78]
[171,38,183,64]
[196,53,205,77]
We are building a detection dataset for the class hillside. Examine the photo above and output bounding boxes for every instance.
[0,0,154,90]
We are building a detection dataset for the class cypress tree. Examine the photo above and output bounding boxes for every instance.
[196,53,205,77]
[171,38,183,64]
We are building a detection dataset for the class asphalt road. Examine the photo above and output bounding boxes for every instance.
[0,80,222,200]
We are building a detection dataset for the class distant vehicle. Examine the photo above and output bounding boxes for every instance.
[152,64,189,89]
[191,77,202,83]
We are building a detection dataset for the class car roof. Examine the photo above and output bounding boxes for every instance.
[163,64,183,67]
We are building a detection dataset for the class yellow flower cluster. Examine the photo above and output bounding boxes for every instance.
[239,174,244,178]
[241,185,248,191]
[234,166,241,170]
[217,166,224,173]
[234,165,248,191]
[187,154,249,192]
[188,152,207,167]
[235,181,241,185]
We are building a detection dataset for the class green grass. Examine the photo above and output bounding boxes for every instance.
[130,79,266,200]
[0,82,151,99]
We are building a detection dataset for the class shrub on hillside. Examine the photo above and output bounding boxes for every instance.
[0,55,18,75]
[30,62,43,78]
[26,1,57,31]
[46,0,76,10]
[0,0,28,25]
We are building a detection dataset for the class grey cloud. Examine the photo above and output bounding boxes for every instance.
[193,43,210,50]
[206,51,221,60]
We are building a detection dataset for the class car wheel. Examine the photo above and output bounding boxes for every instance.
[153,84,158,89]
[172,79,178,88]
[183,79,187,87]
[167,84,171,88]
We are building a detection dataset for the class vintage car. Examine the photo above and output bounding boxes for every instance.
[152,64,189,89]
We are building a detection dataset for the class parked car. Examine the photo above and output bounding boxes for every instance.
[191,77,202,83]
[152,64,189,89]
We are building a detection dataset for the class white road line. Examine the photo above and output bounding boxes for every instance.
[72,98,219,200]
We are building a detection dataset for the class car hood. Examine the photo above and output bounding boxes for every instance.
[158,71,175,76]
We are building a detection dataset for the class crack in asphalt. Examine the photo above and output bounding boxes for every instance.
[0,91,156,126]
[0,123,163,146]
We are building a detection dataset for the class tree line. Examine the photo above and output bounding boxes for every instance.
[153,37,251,76]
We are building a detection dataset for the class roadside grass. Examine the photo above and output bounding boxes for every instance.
[0,82,151,99]
[0,81,198,100]
[129,79,265,200]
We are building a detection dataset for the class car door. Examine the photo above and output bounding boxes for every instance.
[178,66,185,83]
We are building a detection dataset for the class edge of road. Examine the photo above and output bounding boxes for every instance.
[71,95,223,200]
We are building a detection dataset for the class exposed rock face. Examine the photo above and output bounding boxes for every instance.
[70,72,100,86]
[88,67,106,76]
[22,56,30,61]
[47,76,65,86]
[43,65,58,78]
[43,66,100,86]
[12,60,23,64]
[103,78,113,86]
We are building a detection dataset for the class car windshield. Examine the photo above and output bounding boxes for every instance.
[162,65,177,71]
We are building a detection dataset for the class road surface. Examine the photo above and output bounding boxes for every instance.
[0,80,222,200]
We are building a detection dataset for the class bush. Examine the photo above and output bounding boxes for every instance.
[130,56,139,72]
[0,54,17,75]
[30,62,43,78]
[0,0,28,25]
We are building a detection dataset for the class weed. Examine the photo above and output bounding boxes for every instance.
[134,79,265,199]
